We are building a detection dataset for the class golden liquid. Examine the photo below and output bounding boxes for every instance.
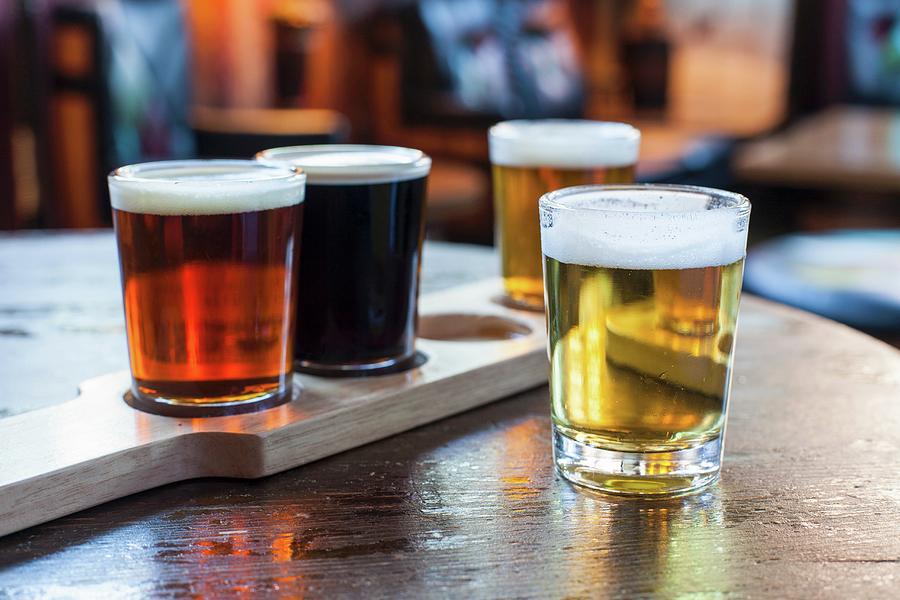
[492,164,635,310]
[545,257,744,452]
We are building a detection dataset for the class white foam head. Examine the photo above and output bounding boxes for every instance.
[257,145,431,185]
[109,160,305,216]
[540,185,750,269]
[489,120,640,168]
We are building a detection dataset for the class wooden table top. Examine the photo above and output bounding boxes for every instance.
[1,232,899,598]
[733,105,900,192]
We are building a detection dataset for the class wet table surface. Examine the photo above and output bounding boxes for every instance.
[1,232,899,599]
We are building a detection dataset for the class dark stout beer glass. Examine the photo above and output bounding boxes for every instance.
[257,145,430,376]
[109,160,305,415]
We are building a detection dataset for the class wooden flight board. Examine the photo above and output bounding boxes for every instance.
[0,279,549,538]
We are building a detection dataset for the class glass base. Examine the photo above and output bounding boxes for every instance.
[553,426,722,497]
[295,350,427,378]
[125,381,297,417]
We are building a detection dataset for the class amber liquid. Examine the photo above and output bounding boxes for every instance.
[545,257,744,452]
[492,164,635,310]
[113,205,301,405]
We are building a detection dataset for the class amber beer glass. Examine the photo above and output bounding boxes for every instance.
[489,120,640,310]
[109,160,305,415]
[257,145,430,375]
[540,185,751,495]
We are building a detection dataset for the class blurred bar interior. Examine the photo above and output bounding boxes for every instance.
[1,0,899,341]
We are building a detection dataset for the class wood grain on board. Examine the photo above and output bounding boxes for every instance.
[0,279,547,538]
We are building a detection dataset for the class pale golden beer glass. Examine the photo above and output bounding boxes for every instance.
[109,160,306,416]
[540,185,751,495]
[489,120,640,310]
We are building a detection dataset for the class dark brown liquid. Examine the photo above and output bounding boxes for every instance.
[296,177,426,370]
[113,204,302,404]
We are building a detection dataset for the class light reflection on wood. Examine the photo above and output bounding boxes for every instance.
[0,279,548,538]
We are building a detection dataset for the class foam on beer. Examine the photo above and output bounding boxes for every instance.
[489,120,640,168]
[257,145,432,185]
[540,186,749,270]
[109,161,305,216]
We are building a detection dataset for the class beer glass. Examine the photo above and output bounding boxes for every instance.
[539,184,751,495]
[109,160,305,416]
[489,120,640,311]
[257,145,430,375]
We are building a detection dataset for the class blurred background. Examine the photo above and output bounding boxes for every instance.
[1,0,898,340]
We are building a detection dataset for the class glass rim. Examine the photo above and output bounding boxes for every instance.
[255,144,431,185]
[539,184,751,215]
[109,159,304,185]
[489,118,640,142]
[488,120,640,168]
